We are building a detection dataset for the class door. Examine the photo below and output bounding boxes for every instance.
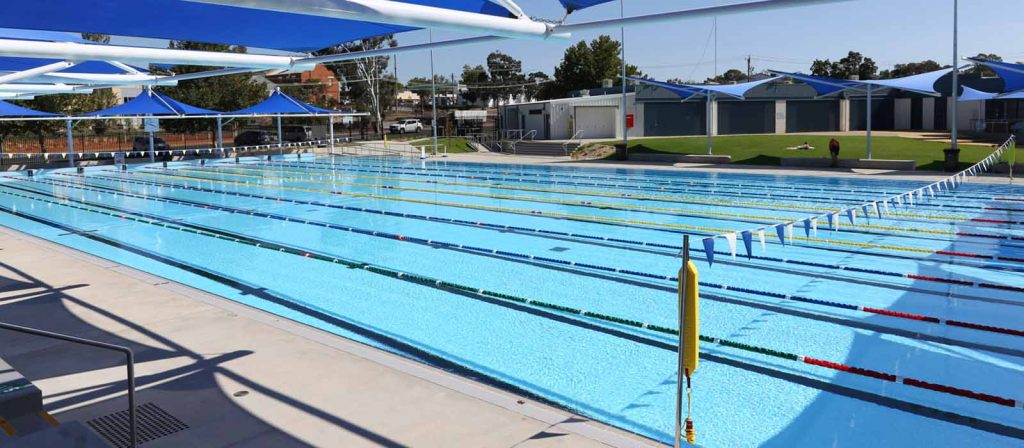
[523,109,546,139]
[574,106,617,139]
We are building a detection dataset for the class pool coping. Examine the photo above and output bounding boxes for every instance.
[0,224,664,448]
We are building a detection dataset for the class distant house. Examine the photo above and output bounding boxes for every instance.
[261,64,340,105]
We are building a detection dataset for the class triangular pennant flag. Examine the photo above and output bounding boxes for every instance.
[873,202,881,218]
[775,224,786,245]
[786,223,794,243]
[811,218,818,237]
[741,230,753,259]
[724,233,738,259]
[827,213,835,230]
[702,237,715,266]
[847,208,856,226]
[861,205,870,221]
[928,186,935,197]
[803,219,811,238]
[883,200,890,215]
[757,229,766,253]
[896,195,903,206]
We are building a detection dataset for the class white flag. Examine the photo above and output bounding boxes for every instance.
[757,229,766,252]
[883,200,890,215]
[786,223,795,243]
[811,218,818,237]
[724,233,738,259]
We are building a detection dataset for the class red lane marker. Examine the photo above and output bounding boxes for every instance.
[863,307,941,323]
[972,218,1014,224]
[947,320,1024,337]
[994,198,1024,202]
[902,378,1016,407]
[955,232,1002,239]
[1001,256,1024,263]
[936,250,991,260]
[803,357,896,382]
[979,283,1024,293]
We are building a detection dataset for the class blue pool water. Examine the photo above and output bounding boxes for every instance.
[2,155,1023,447]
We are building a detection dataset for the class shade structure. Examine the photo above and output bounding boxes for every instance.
[959,86,997,102]
[0,99,58,117]
[83,88,218,117]
[0,0,515,52]
[228,89,336,116]
[560,0,616,13]
[863,68,952,95]
[968,59,1024,94]
[768,71,860,97]
[627,76,783,156]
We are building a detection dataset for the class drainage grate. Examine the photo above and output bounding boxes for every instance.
[87,402,189,448]
[549,247,570,252]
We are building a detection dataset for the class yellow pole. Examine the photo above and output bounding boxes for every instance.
[676,236,700,447]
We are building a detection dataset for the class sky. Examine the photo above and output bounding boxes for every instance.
[382,0,1024,83]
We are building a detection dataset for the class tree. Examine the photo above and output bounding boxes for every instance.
[486,51,526,105]
[706,69,747,84]
[315,36,399,134]
[548,35,643,98]
[810,51,878,80]
[156,41,267,135]
[16,90,116,152]
[880,60,945,79]
[459,65,489,104]
[81,33,110,44]
[406,75,450,110]
[967,53,1002,77]
[524,72,551,101]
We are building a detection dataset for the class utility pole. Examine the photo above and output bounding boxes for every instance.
[746,55,752,81]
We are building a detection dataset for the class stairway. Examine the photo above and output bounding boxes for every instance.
[506,141,572,157]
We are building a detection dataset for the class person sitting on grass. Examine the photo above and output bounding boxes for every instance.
[829,138,841,168]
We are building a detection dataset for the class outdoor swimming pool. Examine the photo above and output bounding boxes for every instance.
[1,154,1023,447]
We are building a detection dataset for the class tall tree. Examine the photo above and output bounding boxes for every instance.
[549,35,643,98]
[80,33,110,44]
[459,65,489,104]
[809,51,878,80]
[16,90,116,152]
[879,60,945,79]
[966,53,1002,77]
[315,36,399,134]
[524,71,551,101]
[157,41,267,134]
[706,69,747,84]
[486,51,525,105]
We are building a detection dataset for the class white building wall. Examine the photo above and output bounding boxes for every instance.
[951,100,985,132]
[774,100,786,134]
[894,98,912,129]
[922,97,935,130]
[839,98,850,132]
[546,93,637,140]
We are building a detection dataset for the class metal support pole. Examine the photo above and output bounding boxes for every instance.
[276,115,283,155]
[706,94,713,155]
[675,235,690,448]
[620,0,628,154]
[951,0,959,149]
[866,84,873,160]
[66,119,75,167]
[329,114,336,153]
[148,131,155,163]
[216,116,223,149]
[429,30,439,157]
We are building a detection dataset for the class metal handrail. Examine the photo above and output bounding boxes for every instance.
[0,321,136,447]
[562,130,585,155]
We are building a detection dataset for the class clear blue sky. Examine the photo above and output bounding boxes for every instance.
[388,0,1024,83]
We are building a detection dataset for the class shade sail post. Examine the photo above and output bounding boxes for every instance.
[148,131,155,163]
[276,114,283,155]
[328,114,336,152]
[866,84,873,160]
[950,0,959,149]
[216,115,223,150]
[429,31,439,156]
[66,119,74,167]
[705,93,713,155]
[620,0,628,153]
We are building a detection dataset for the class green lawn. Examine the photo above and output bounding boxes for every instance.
[611,135,1019,171]
[410,137,476,154]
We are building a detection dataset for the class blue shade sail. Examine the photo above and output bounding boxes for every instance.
[0,0,512,52]
[971,60,1024,94]
[769,71,860,96]
[626,76,781,99]
[228,89,335,115]
[864,68,952,95]
[958,86,996,102]
[84,89,219,116]
[559,0,616,13]
[0,100,59,117]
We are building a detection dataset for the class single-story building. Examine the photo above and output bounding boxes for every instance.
[498,74,1013,140]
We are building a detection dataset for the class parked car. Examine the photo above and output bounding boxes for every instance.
[234,130,274,146]
[132,136,170,152]
[281,125,313,142]
[389,119,423,134]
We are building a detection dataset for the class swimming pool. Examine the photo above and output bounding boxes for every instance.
[1,155,1023,447]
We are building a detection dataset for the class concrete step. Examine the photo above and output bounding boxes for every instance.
[506,142,572,157]
[6,421,111,448]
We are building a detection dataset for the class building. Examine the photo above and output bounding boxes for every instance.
[499,73,1009,140]
[262,64,340,104]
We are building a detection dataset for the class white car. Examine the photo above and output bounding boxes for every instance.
[389,119,423,134]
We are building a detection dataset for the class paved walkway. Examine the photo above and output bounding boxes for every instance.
[0,227,658,448]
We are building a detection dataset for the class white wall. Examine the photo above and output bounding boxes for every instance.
[922,97,935,130]
[774,100,786,134]
[894,98,912,129]
[950,100,985,132]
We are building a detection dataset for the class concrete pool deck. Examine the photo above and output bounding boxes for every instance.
[0,226,659,448]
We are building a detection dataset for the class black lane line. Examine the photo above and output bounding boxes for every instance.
[60,175,1024,307]
[13,180,1024,361]
[3,201,1024,440]
[88,171,1024,274]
